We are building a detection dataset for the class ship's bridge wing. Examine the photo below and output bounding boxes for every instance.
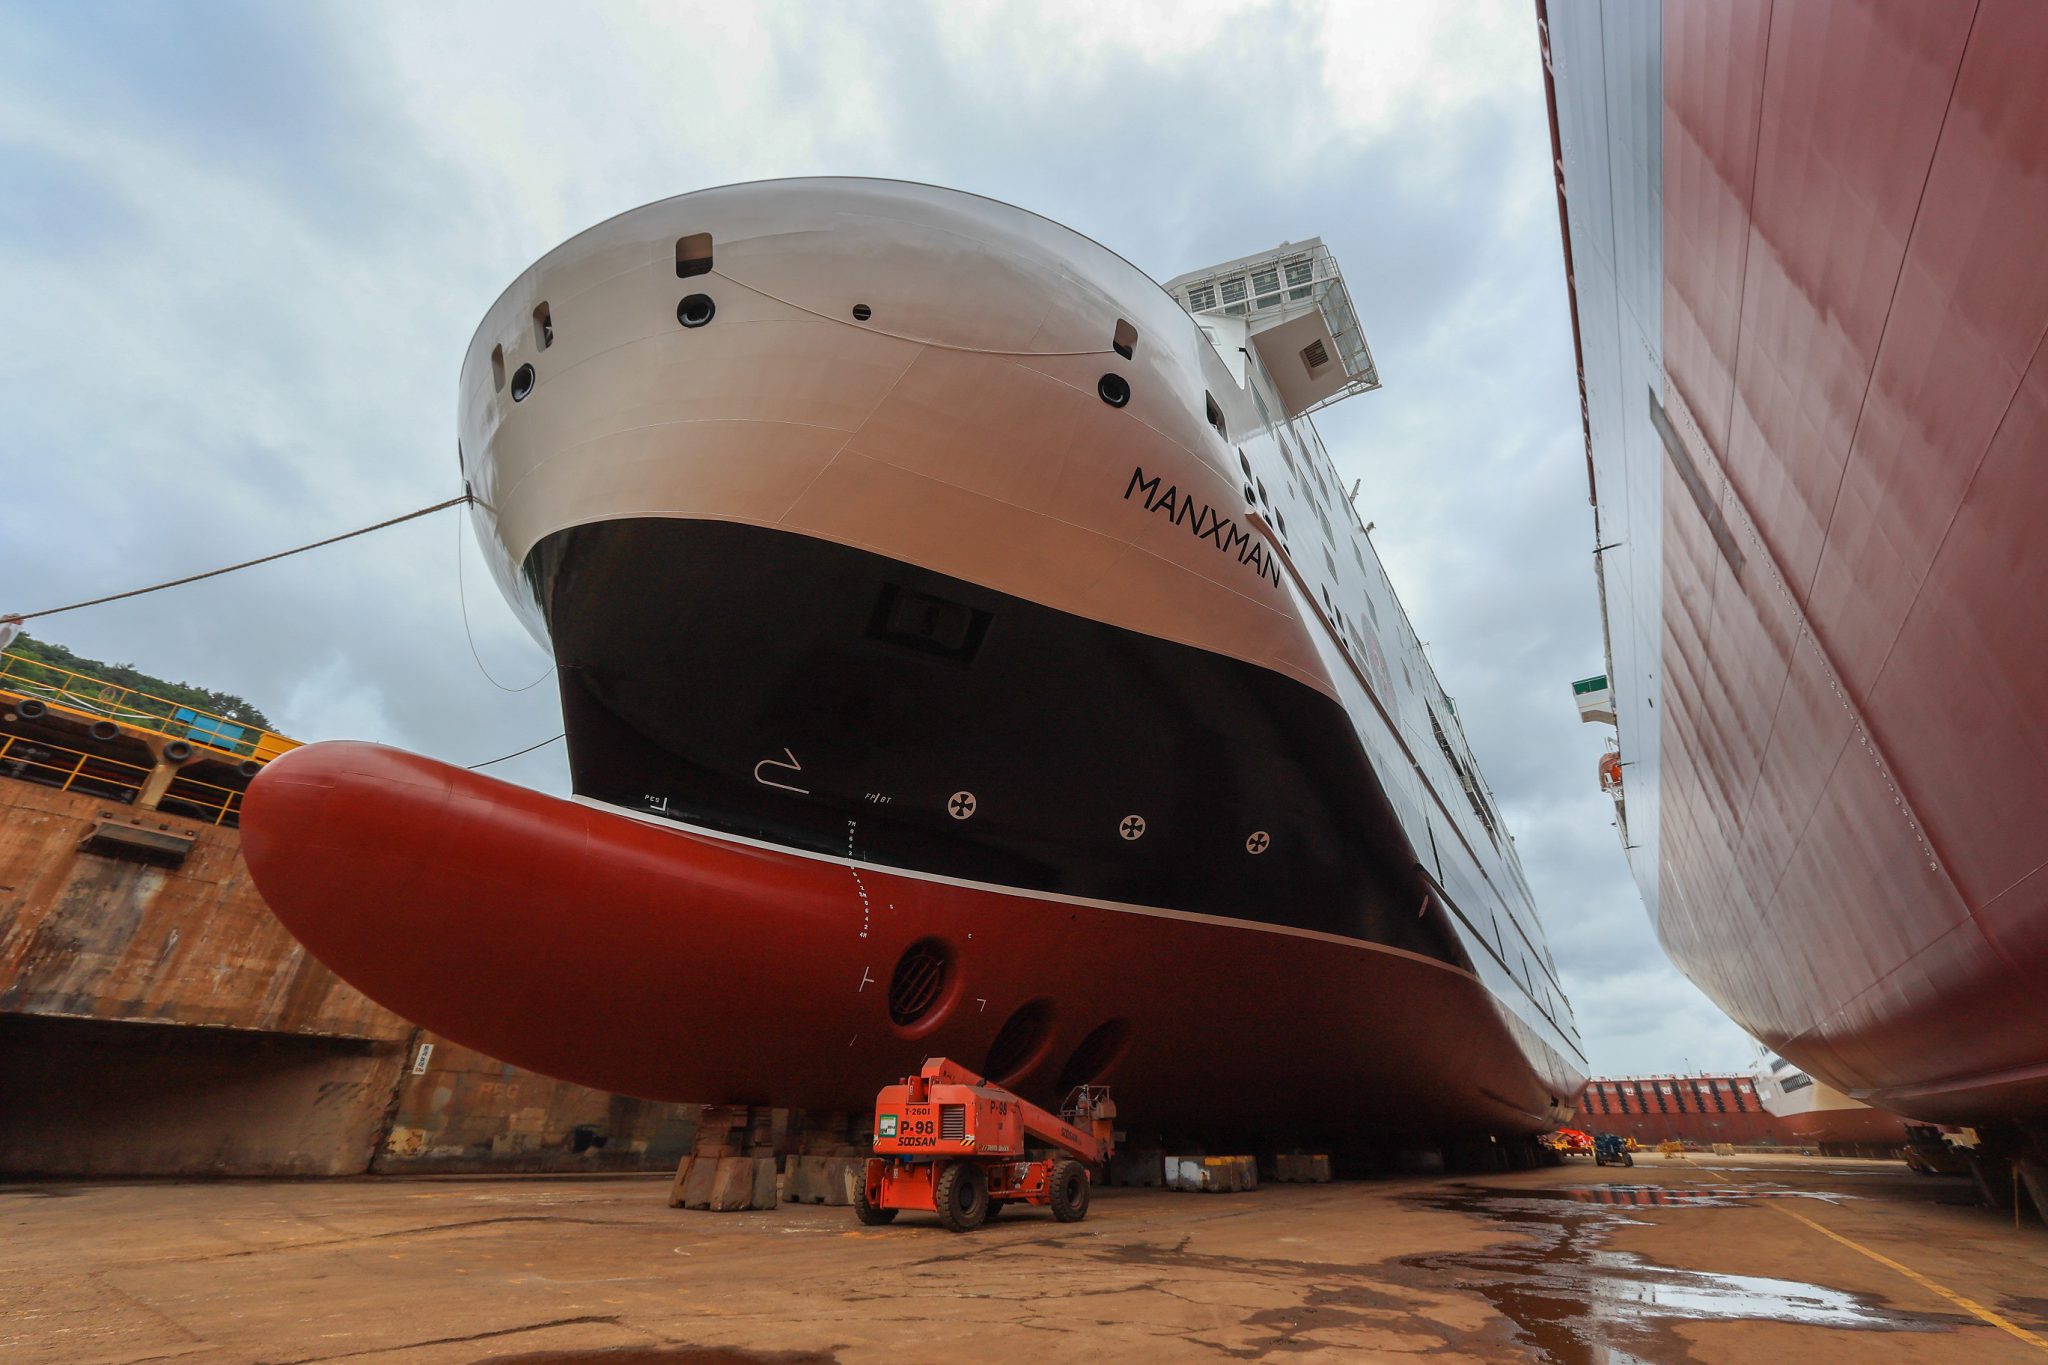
[1164,237,1380,418]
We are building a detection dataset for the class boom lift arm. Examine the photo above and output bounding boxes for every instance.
[855,1057,1117,1232]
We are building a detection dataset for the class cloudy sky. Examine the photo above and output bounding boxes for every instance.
[0,0,1758,1078]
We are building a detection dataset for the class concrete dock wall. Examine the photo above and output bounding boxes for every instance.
[1575,1074,1794,1147]
[375,1037,699,1174]
[0,775,696,1177]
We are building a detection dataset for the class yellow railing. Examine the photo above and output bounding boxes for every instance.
[0,732,246,825]
[0,649,299,764]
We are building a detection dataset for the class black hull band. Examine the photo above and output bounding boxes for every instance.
[526,518,1455,965]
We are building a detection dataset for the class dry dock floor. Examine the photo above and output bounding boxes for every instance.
[6,1153,2047,1363]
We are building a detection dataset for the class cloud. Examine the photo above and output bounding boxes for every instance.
[0,0,1757,1079]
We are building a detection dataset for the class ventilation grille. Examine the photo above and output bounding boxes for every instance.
[888,941,950,1025]
[1056,1019,1131,1095]
[1301,339,1331,371]
[984,999,1053,1084]
[939,1104,966,1141]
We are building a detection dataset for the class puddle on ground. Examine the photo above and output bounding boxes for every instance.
[485,1349,835,1364]
[1407,1184,1959,1363]
[1529,1183,1858,1208]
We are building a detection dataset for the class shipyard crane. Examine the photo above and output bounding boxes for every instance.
[854,1057,1117,1232]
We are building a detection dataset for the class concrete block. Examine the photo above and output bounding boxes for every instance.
[827,1156,866,1206]
[678,1153,720,1209]
[750,1156,780,1210]
[1396,1147,1445,1175]
[1273,1153,1332,1183]
[1711,1143,1734,1156]
[784,1154,863,1204]
[1166,1155,1257,1193]
[1108,1149,1164,1187]
[2017,1158,2048,1224]
[782,1155,826,1204]
[688,1156,777,1212]
[709,1156,757,1210]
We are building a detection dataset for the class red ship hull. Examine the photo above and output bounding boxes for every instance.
[241,741,1567,1139]
[1777,1107,1911,1152]
[1543,0,2048,1132]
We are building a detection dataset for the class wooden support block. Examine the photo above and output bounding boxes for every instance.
[693,1105,749,1158]
[667,1156,695,1208]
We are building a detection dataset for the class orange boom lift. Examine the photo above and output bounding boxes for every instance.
[855,1057,1117,1232]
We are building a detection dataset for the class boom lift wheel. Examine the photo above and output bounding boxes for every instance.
[852,1177,898,1226]
[934,1161,989,1232]
[1049,1159,1090,1222]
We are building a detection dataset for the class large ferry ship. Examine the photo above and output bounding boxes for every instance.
[242,179,1583,1143]
[1751,1048,1909,1156]
[1542,1,2048,1165]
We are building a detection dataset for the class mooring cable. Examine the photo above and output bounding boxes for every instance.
[6,494,475,623]
[452,501,556,693]
[466,732,565,770]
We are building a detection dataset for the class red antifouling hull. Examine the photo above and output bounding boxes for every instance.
[240,741,1563,1137]
[1777,1107,1911,1150]
[1544,0,2048,1130]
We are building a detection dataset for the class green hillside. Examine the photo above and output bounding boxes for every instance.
[5,633,275,730]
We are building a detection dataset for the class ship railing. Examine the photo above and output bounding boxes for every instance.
[0,649,299,766]
[0,731,246,826]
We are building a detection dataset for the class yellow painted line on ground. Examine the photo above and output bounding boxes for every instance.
[1680,1157,2048,1353]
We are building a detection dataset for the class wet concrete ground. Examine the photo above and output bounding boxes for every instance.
[4,1153,2045,1362]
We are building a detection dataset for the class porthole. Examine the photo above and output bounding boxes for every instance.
[1097,373,1130,408]
[509,363,535,402]
[677,294,716,328]
[851,303,873,322]
[1238,449,1253,479]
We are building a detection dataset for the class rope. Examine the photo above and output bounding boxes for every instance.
[454,504,556,692]
[467,732,565,770]
[7,494,474,622]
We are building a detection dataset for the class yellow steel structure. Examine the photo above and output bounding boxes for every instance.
[0,732,247,825]
[0,649,299,764]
